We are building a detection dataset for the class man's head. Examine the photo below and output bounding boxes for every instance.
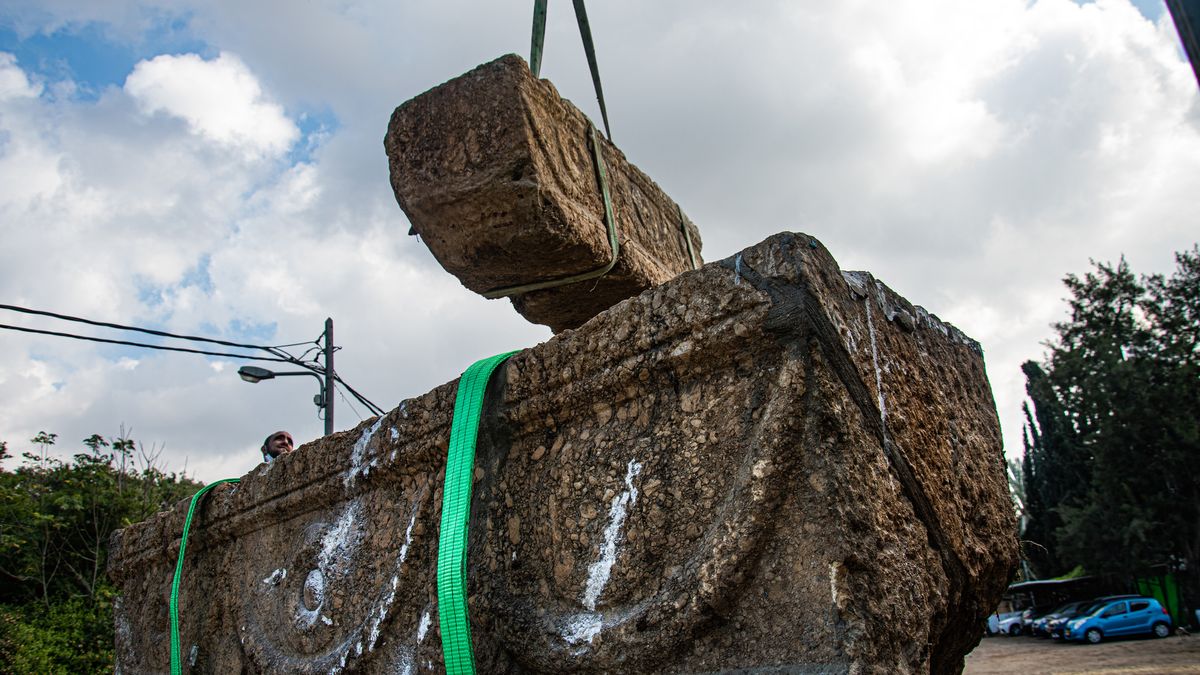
[261,431,295,462]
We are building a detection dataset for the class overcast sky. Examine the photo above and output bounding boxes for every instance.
[1,0,1196,482]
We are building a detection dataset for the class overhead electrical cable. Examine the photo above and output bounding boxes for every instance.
[332,373,387,416]
[336,388,365,422]
[0,323,295,362]
[0,303,282,353]
[4,302,387,419]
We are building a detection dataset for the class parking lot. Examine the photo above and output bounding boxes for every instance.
[964,634,1200,674]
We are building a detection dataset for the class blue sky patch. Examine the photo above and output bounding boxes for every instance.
[1075,0,1166,21]
[180,254,215,295]
[0,15,210,100]
[227,318,279,345]
[288,106,341,165]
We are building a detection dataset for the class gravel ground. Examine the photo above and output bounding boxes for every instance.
[963,633,1200,674]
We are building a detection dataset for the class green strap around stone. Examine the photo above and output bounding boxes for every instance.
[170,477,241,675]
[530,0,548,78]
[528,0,611,141]
[438,350,520,675]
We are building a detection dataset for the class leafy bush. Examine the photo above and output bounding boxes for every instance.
[0,432,202,673]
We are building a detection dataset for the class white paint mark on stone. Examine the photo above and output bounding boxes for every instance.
[262,568,287,586]
[581,459,642,611]
[319,501,362,574]
[829,561,842,609]
[398,506,418,564]
[304,570,325,607]
[297,500,363,630]
[734,253,743,285]
[864,299,887,425]
[563,612,603,645]
[416,609,432,643]
[367,575,399,652]
[366,500,423,653]
[346,417,385,487]
[390,426,399,441]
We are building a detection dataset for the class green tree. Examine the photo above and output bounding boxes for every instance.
[1021,246,1200,603]
[0,431,202,673]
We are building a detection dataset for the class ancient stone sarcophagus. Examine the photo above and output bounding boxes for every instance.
[108,233,1017,674]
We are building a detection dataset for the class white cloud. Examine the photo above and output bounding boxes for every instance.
[0,0,1197,482]
[0,52,42,99]
[125,51,298,157]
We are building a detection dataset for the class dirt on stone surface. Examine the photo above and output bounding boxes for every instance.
[964,634,1200,674]
[108,233,1016,673]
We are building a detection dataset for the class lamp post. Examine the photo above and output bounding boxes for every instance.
[237,317,336,436]
[323,317,334,437]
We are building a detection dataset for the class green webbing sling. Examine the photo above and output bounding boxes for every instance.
[438,351,519,675]
[170,477,241,675]
[530,0,548,78]
[529,0,612,142]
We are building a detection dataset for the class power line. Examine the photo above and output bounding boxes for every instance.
[336,387,365,423]
[0,303,290,352]
[0,323,294,362]
[4,302,388,420]
[333,372,387,416]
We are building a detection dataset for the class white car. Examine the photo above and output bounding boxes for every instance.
[992,611,1024,636]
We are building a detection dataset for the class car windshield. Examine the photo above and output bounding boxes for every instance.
[1088,603,1119,617]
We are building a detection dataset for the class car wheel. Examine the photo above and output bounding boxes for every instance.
[1009,624,1022,636]
[1085,628,1103,644]
[1153,622,1170,638]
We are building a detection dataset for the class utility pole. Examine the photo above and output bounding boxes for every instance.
[323,317,334,436]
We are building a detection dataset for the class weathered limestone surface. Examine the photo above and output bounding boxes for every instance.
[384,55,703,333]
[108,233,1016,674]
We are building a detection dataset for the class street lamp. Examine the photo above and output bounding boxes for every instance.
[237,365,332,435]
[237,317,336,436]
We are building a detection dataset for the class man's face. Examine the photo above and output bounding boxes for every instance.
[269,433,294,456]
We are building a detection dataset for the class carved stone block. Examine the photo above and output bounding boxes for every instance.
[108,233,1016,674]
[384,55,703,333]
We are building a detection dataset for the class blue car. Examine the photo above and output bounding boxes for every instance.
[1063,597,1172,644]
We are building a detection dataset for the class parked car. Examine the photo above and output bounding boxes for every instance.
[989,610,1022,635]
[997,611,1025,636]
[1032,601,1087,637]
[1021,605,1058,635]
[1046,595,1141,639]
[1063,597,1172,644]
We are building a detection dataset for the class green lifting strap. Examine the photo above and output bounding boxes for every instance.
[571,0,612,142]
[170,477,241,675]
[438,350,520,675]
[528,0,612,141]
[530,0,548,78]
